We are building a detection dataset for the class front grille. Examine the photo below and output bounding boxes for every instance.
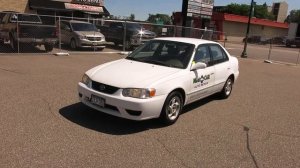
[91,81,119,94]
[87,37,102,41]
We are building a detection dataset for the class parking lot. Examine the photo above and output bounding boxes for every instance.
[0,52,299,168]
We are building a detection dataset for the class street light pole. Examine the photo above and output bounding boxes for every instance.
[241,0,255,58]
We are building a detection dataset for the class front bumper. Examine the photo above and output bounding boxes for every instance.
[78,82,167,121]
[78,39,106,48]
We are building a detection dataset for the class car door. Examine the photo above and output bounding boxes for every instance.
[0,13,6,40]
[187,45,215,103]
[208,44,230,92]
[60,21,72,44]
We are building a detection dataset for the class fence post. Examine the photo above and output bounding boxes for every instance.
[267,38,272,61]
[173,25,176,37]
[17,14,20,54]
[223,34,226,48]
[58,16,62,51]
[122,21,127,51]
[297,47,300,65]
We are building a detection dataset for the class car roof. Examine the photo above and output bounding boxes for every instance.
[154,37,218,46]
[62,20,91,24]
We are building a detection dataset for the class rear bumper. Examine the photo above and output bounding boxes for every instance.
[18,38,57,44]
[18,38,57,43]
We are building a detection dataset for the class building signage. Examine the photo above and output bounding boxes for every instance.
[65,3,103,12]
[187,0,214,16]
[72,0,104,6]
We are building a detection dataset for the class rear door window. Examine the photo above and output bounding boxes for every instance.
[209,45,229,65]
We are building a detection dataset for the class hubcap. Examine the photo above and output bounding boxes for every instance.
[225,79,232,95]
[167,96,181,120]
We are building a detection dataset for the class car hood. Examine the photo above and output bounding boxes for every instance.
[75,31,104,37]
[88,59,181,88]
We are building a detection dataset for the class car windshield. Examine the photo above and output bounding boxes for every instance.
[126,23,142,29]
[71,23,97,31]
[126,40,195,69]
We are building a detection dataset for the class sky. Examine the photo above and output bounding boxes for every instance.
[104,0,299,21]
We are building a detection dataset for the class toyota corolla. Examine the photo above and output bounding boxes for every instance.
[78,37,239,124]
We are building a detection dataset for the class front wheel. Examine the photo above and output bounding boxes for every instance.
[70,39,77,50]
[219,77,234,99]
[160,91,183,125]
[44,44,54,52]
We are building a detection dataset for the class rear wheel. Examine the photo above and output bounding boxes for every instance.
[114,41,120,47]
[97,47,105,51]
[220,77,234,99]
[160,91,183,125]
[44,44,54,52]
[10,35,17,51]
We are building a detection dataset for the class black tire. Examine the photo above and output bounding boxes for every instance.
[160,91,183,125]
[114,41,120,47]
[44,44,54,52]
[125,40,133,50]
[97,47,105,51]
[220,77,234,99]
[10,35,17,51]
[70,39,77,50]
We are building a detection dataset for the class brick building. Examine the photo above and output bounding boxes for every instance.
[0,0,32,13]
[212,13,289,41]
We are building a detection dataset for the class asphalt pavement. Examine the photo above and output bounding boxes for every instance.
[0,53,299,168]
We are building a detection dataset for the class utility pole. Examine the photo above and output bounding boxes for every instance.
[181,0,192,37]
[241,0,255,58]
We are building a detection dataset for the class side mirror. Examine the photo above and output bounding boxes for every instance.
[191,62,207,71]
[65,27,71,32]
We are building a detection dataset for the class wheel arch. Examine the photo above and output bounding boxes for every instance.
[168,88,186,105]
[228,74,235,83]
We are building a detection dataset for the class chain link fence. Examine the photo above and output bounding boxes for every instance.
[223,33,300,65]
[0,12,299,65]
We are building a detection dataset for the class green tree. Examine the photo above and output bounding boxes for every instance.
[129,14,135,21]
[224,3,275,20]
[226,3,250,16]
[286,10,300,23]
[147,14,172,25]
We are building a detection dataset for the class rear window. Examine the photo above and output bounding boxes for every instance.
[10,14,41,23]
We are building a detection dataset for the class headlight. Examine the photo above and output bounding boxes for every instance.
[122,88,156,99]
[81,74,92,88]
[79,35,86,40]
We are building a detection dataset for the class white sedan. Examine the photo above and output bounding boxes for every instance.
[78,37,239,124]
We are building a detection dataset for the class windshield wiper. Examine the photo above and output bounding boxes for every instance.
[144,60,169,67]
[126,57,138,61]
